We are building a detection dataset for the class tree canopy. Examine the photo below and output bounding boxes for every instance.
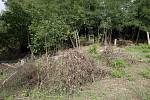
[0,0,149,56]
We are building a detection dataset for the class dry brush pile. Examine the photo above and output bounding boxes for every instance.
[38,50,109,94]
[0,50,109,97]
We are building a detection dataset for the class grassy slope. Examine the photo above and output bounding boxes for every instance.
[1,44,150,100]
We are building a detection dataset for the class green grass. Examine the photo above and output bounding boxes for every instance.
[111,69,127,78]
[126,74,135,81]
[111,59,129,69]
[139,68,150,79]
[145,54,150,58]
[87,44,101,60]
[147,60,150,63]
[142,49,150,53]
[125,44,150,52]
[0,70,8,80]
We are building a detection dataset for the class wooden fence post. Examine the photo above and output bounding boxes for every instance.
[147,32,150,45]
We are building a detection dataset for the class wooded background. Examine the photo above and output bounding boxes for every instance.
[0,0,149,60]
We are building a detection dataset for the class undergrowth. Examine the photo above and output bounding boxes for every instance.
[139,68,150,79]
[87,44,101,60]
[110,59,129,78]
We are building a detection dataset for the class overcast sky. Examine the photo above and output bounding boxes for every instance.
[0,0,5,12]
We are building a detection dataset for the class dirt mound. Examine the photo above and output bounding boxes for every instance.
[40,50,108,94]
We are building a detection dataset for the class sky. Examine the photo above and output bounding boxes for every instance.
[0,0,5,12]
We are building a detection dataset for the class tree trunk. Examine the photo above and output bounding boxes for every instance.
[147,32,150,45]
[136,28,140,44]
[77,31,80,48]
[98,27,100,44]
[70,36,75,48]
[75,31,78,48]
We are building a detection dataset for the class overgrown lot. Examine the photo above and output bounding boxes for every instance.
[0,44,150,100]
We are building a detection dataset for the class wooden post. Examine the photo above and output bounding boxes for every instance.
[114,39,117,46]
[147,32,150,45]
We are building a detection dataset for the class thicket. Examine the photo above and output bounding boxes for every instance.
[0,0,149,58]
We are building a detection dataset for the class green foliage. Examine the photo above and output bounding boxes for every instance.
[147,60,150,63]
[29,16,69,53]
[142,49,150,53]
[88,44,101,60]
[88,45,98,55]
[111,59,129,69]
[110,59,129,78]
[1,0,149,54]
[126,74,134,81]
[139,68,150,79]
[145,54,150,58]
[111,69,127,78]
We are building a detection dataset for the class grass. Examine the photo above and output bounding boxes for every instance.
[147,60,150,63]
[111,59,129,69]
[145,54,150,58]
[130,86,150,100]
[87,44,101,60]
[126,74,135,81]
[1,44,150,100]
[142,49,150,53]
[110,59,130,78]
[139,68,150,79]
[125,44,150,52]
[0,70,8,80]
[111,69,127,78]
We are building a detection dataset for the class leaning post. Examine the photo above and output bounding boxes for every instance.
[147,32,150,45]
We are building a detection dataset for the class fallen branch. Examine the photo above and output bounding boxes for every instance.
[0,63,17,69]
[2,71,17,86]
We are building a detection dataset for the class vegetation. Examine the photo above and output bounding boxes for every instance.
[0,0,150,58]
[87,44,101,60]
[139,68,150,79]
[0,0,150,99]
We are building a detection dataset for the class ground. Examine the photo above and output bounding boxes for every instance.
[0,44,150,100]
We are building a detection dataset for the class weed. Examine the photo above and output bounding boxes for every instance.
[139,68,150,79]
[142,49,150,53]
[145,54,150,58]
[88,44,97,55]
[126,74,134,81]
[111,59,129,69]
[87,44,101,60]
[0,70,8,80]
[147,60,150,63]
[111,69,127,78]
[125,44,150,53]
